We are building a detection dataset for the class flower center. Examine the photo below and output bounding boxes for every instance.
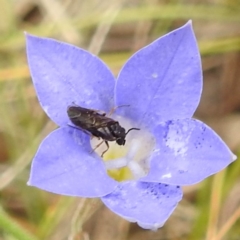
[90,115,155,181]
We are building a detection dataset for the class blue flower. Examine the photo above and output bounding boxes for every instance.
[26,21,236,230]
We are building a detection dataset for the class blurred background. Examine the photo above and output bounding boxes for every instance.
[0,0,240,239]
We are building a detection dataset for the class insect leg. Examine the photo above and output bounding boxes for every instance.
[67,124,92,136]
[108,105,130,116]
[91,140,105,154]
[101,141,109,157]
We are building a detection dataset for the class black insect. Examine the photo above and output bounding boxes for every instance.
[67,105,140,157]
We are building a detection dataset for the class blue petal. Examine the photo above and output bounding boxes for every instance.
[26,34,115,127]
[141,119,236,185]
[115,21,202,130]
[28,127,118,197]
[102,181,182,230]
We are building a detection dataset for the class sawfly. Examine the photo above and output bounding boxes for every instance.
[67,105,140,157]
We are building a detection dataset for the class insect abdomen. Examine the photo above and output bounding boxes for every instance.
[91,124,118,141]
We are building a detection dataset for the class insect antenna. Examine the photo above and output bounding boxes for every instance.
[125,127,140,136]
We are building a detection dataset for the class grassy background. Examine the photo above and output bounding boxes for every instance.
[0,0,240,239]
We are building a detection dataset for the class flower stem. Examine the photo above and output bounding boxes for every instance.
[206,170,226,240]
[0,206,38,240]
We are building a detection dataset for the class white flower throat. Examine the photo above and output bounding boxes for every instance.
[90,115,155,181]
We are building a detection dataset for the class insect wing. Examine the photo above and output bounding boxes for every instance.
[67,105,116,129]
[67,106,97,129]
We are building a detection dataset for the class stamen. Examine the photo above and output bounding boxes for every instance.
[90,115,155,181]
[128,161,146,179]
[104,157,128,169]
[126,139,140,160]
